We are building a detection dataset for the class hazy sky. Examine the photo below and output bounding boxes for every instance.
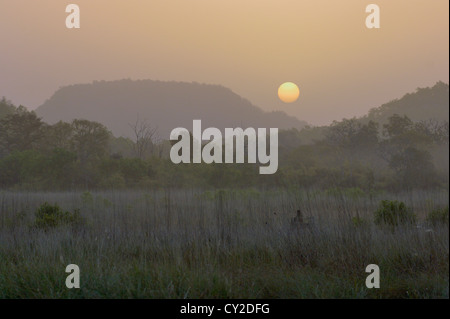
[0,0,448,125]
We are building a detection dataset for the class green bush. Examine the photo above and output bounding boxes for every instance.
[374,200,416,227]
[351,216,367,227]
[34,202,83,230]
[426,206,449,225]
[81,191,94,205]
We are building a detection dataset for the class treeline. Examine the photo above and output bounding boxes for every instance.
[0,97,448,191]
[280,115,448,190]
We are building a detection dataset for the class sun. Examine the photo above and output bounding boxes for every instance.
[278,82,300,103]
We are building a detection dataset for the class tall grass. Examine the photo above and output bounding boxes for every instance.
[0,188,448,298]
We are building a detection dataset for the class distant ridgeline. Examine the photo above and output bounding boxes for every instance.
[280,81,450,146]
[364,81,449,125]
[35,79,307,139]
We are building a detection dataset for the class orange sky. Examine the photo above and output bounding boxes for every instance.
[0,0,448,125]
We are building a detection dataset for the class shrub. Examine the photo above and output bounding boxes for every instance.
[81,191,94,205]
[374,200,416,227]
[426,206,449,225]
[351,216,367,227]
[34,202,83,230]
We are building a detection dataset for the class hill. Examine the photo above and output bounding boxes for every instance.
[286,81,449,146]
[35,79,307,139]
[364,81,449,124]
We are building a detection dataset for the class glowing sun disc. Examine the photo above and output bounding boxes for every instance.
[278,82,300,103]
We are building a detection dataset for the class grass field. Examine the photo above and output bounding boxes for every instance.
[0,188,448,298]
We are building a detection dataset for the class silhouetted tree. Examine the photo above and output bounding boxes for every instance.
[129,117,158,159]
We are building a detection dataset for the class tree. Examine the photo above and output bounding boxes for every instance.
[415,119,449,145]
[129,117,158,159]
[326,118,379,150]
[0,106,45,155]
[379,114,433,163]
[0,97,16,120]
[382,114,414,139]
[71,119,110,165]
[326,118,360,149]
[326,119,380,176]
[46,148,77,188]
[389,147,438,189]
[0,150,46,187]
[45,121,74,151]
